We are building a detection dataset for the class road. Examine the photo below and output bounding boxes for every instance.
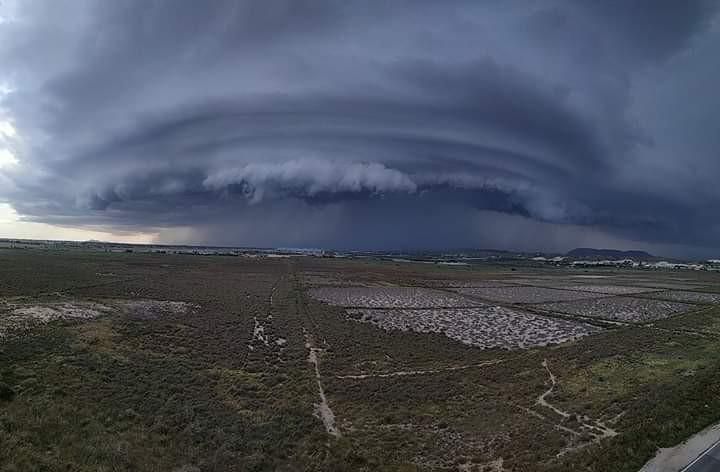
[682,440,720,472]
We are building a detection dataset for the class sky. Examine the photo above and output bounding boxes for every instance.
[0,1,719,257]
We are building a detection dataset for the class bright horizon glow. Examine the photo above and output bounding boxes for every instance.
[0,120,17,138]
[0,148,18,168]
[0,118,19,169]
[0,203,157,243]
[0,0,18,25]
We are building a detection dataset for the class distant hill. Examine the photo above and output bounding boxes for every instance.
[566,248,655,260]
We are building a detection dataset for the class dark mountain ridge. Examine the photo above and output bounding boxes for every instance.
[566,248,655,260]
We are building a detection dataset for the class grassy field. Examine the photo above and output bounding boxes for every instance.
[2,250,720,471]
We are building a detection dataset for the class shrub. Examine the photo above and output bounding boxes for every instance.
[0,382,15,402]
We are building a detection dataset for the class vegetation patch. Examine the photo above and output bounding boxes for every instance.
[2,251,720,471]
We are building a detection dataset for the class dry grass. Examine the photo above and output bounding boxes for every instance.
[2,251,720,471]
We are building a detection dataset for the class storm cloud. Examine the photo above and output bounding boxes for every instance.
[0,0,719,255]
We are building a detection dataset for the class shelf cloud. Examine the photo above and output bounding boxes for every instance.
[1,0,719,255]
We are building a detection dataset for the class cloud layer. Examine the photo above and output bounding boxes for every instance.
[1,0,719,255]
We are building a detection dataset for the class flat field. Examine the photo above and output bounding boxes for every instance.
[2,250,720,471]
[537,297,692,323]
[454,286,604,303]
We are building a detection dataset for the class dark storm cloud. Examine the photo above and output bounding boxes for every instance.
[580,0,717,60]
[1,0,719,255]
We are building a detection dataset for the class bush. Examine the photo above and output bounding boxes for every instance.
[0,382,15,402]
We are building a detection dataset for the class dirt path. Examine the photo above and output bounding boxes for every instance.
[268,274,282,317]
[292,268,340,437]
[248,316,270,349]
[535,359,619,457]
[537,359,571,419]
[247,273,285,352]
[304,330,341,437]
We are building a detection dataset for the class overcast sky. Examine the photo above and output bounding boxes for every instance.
[1,1,719,256]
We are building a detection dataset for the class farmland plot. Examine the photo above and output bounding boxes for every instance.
[455,286,604,304]
[345,306,600,350]
[301,273,348,286]
[308,287,482,308]
[503,278,559,286]
[538,296,692,323]
[644,290,720,304]
[302,273,391,287]
[613,278,710,290]
[554,285,660,295]
[422,279,513,288]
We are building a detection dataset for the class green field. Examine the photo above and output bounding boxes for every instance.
[2,250,720,471]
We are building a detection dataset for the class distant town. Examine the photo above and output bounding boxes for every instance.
[2,238,719,272]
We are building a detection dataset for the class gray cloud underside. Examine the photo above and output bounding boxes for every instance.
[1,0,719,255]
